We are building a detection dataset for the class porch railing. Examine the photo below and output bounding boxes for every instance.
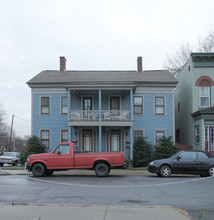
[70,110,131,122]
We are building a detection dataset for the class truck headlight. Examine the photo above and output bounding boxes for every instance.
[27,157,30,162]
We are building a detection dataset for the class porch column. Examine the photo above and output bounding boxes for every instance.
[130,88,133,121]
[130,126,133,160]
[67,89,71,142]
[130,89,133,161]
[99,89,102,121]
[99,126,102,152]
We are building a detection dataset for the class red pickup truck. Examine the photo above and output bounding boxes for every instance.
[25,142,125,177]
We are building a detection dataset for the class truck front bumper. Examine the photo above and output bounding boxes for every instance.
[25,162,32,172]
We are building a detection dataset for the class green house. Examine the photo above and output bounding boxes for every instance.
[175,53,214,153]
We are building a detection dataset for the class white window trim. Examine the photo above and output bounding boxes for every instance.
[154,96,166,115]
[40,129,51,149]
[199,86,210,108]
[60,96,68,115]
[60,129,69,143]
[134,129,144,142]
[154,130,166,145]
[133,96,144,115]
[40,96,51,115]
[195,125,200,144]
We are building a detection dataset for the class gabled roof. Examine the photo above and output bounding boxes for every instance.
[27,70,178,87]
[191,106,214,117]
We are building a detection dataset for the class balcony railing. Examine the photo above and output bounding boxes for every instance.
[70,110,131,122]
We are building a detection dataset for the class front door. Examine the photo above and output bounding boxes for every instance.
[110,132,121,152]
[82,130,93,152]
[110,96,120,111]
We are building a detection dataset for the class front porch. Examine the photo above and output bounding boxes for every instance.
[70,126,132,160]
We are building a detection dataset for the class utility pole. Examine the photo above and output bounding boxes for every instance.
[8,114,14,152]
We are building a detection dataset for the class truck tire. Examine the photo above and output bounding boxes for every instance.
[13,161,18,166]
[95,163,110,177]
[45,169,54,176]
[32,163,45,177]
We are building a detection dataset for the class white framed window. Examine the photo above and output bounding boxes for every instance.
[155,96,165,115]
[134,130,144,142]
[134,96,143,114]
[61,129,68,142]
[40,96,50,114]
[61,96,68,114]
[195,126,200,144]
[199,87,210,107]
[155,130,165,145]
[40,129,50,148]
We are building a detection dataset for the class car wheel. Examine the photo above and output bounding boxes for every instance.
[13,161,18,166]
[45,169,54,176]
[0,163,3,167]
[208,166,214,176]
[160,165,172,177]
[32,163,45,177]
[95,163,110,177]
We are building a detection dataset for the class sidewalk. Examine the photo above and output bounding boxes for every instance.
[0,204,190,220]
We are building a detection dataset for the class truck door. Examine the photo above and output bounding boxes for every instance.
[48,144,74,168]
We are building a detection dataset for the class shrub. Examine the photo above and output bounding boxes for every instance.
[153,136,178,160]
[20,136,47,164]
[133,137,152,167]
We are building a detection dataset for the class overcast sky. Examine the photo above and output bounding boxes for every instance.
[0,0,214,138]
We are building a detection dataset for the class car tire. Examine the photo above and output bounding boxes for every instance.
[208,166,214,176]
[160,165,172,177]
[45,169,54,176]
[95,163,110,177]
[32,163,45,177]
[156,173,162,177]
[0,163,3,167]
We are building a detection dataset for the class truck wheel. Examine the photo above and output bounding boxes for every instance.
[13,161,18,166]
[95,163,110,177]
[32,163,45,177]
[45,169,54,176]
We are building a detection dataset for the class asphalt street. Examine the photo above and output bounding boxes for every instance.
[0,170,214,219]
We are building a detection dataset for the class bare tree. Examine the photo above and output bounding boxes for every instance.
[0,106,10,152]
[164,43,193,75]
[197,32,214,52]
[164,30,214,75]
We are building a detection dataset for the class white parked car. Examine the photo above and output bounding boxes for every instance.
[0,152,21,166]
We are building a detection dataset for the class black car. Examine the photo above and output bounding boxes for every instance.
[147,150,214,177]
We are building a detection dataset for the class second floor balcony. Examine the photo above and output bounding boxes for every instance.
[70,110,131,122]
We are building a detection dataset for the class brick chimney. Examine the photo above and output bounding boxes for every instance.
[137,56,142,72]
[60,56,66,72]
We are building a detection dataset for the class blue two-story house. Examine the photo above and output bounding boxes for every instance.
[27,57,178,161]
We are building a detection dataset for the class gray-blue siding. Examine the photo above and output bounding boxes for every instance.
[32,92,174,150]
